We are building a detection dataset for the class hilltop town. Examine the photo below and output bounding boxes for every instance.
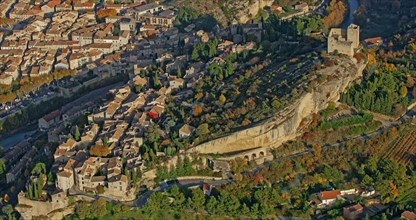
[1,0,416,219]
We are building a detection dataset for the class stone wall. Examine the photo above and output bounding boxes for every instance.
[190,56,366,154]
[15,191,69,220]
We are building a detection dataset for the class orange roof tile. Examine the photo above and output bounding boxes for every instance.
[320,190,341,200]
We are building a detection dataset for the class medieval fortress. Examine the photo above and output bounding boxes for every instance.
[328,24,360,56]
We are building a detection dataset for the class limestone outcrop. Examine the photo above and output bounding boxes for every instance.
[173,0,273,26]
[191,56,366,154]
[15,191,69,220]
[230,0,274,24]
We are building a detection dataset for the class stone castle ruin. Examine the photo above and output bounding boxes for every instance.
[328,24,360,56]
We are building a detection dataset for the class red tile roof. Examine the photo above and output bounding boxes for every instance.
[345,204,363,212]
[402,211,416,220]
[42,110,61,122]
[320,190,341,200]
[364,37,383,45]
[46,0,61,8]
[83,2,95,7]
[202,184,210,191]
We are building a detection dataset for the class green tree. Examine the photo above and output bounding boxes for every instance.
[196,123,210,136]
[169,185,185,209]
[2,205,14,220]
[206,196,218,214]
[0,159,5,175]
[90,198,107,217]
[76,201,91,219]
[225,57,234,78]
[75,125,80,141]
[189,188,205,212]
[219,94,227,104]
[400,85,408,97]
[32,162,46,175]
[153,72,161,88]
[191,47,200,61]
[177,67,182,78]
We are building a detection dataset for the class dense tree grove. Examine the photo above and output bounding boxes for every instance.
[341,71,408,115]
[174,7,217,32]
[191,38,219,62]
[319,112,374,130]
[322,0,347,28]
[341,33,416,116]
[0,159,5,185]
[26,163,47,200]
[155,156,218,183]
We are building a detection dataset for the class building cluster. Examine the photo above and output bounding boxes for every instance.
[314,188,392,219]
[0,0,176,85]
[2,0,265,200]
[48,85,141,199]
[44,20,261,199]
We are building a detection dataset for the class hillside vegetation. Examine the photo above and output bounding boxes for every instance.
[341,30,416,116]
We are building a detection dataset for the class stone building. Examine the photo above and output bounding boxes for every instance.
[327,24,360,56]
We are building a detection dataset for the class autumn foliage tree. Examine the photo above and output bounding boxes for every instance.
[90,145,110,157]
[193,105,203,117]
[323,0,347,28]
[97,9,117,19]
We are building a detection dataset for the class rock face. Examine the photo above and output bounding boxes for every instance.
[174,0,273,26]
[231,0,274,24]
[15,191,69,220]
[191,56,366,154]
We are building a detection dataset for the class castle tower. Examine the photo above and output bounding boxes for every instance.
[347,24,360,48]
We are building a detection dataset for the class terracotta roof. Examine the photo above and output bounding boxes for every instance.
[320,190,341,200]
[180,124,194,135]
[90,43,113,49]
[345,204,363,212]
[83,2,95,7]
[62,138,76,148]
[54,148,67,156]
[364,37,383,45]
[402,211,416,220]
[57,171,72,177]
[134,76,148,86]
[150,105,164,115]
[202,184,210,191]
[46,0,61,8]
[42,110,61,122]
[91,176,106,182]
[64,159,76,170]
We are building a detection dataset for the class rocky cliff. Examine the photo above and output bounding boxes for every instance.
[173,0,273,26]
[191,56,367,154]
[228,0,274,24]
[15,191,69,220]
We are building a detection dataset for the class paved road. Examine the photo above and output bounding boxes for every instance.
[68,178,230,208]
[132,178,230,207]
